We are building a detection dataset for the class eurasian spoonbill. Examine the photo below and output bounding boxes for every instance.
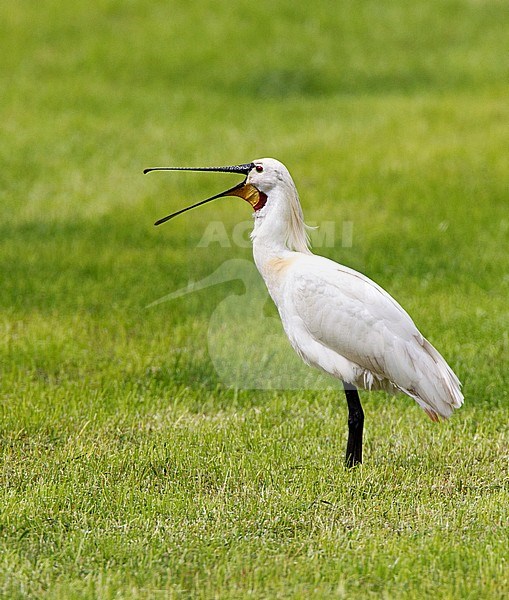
[144,158,464,466]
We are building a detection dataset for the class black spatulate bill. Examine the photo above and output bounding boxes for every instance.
[144,162,258,225]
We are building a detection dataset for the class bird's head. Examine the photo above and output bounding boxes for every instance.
[144,157,310,252]
[245,158,291,196]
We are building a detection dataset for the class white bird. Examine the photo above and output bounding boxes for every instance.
[144,158,464,466]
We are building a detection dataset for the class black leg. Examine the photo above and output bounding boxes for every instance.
[342,382,364,468]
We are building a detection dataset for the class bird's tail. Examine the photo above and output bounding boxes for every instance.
[402,337,464,421]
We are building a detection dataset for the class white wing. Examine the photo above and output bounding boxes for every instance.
[282,254,463,419]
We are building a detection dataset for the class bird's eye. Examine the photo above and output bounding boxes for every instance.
[255,165,263,173]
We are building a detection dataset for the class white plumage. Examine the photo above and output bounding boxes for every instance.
[248,158,463,423]
[147,156,464,465]
[268,253,462,420]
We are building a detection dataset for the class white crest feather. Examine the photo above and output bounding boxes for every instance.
[286,186,313,254]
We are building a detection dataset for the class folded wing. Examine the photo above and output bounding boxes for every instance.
[287,256,463,419]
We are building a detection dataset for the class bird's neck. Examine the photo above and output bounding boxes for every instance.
[250,183,311,271]
[252,230,299,307]
[250,186,311,307]
[252,234,293,272]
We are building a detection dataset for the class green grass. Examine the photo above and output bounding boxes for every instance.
[1,0,509,597]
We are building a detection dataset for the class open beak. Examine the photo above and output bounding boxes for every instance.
[143,163,266,226]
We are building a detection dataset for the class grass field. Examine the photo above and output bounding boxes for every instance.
[1,0,509,597]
